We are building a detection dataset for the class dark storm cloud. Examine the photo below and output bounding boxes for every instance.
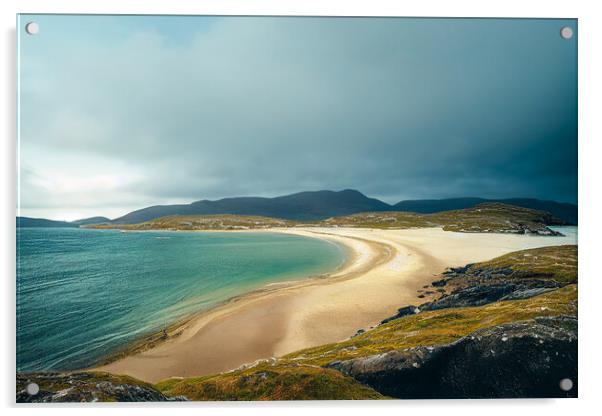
[19,16,577,219]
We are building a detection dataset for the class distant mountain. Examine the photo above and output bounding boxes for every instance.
[16,217,78,228]
[71,216,111,226]
[17,191,578,227]
[16,216,110,228]
[393,198,577,225]
[112,190,391,224]
[113,191,577,225]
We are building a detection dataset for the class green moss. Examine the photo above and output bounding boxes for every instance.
[156,365,385,400]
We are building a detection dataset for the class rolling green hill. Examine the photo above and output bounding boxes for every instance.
[393,197,577,224]
[322,203,566,235]
[86,203,567,236]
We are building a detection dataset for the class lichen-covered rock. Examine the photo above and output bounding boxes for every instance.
[328,316,577,399]
[16,372,187,403]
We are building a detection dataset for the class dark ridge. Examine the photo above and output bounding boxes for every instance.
[71,216,111,226]
[16,217,78,228]
[111,189,391,224]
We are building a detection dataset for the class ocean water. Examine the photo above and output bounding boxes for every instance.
[16,228,346,372]
[549,226,578,242]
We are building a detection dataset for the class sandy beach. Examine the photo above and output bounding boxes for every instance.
[95,227,575,383]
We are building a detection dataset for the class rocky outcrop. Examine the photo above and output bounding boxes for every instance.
[16,372,187,403]
[382,263,568,324]
[416,252,574,311]
[420,281,561,311]
[380,305,421,324]
[495,223,563,236]
[328,316,577,399]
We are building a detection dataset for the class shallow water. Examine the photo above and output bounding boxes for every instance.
[549,225,577,242]
[16,228,346,372]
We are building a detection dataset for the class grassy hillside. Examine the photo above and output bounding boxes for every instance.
[322,203,565,234]
[156,365,385,401]
[151,285,576,400]
[85,203,566,235]
[85,214,296,231]
[466,245,577,284]
[282,285,576,366]
[393,197,577,225]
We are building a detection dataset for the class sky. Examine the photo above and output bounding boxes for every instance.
[18,15,577,221]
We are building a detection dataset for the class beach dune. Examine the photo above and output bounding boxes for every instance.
[95,227,575,383]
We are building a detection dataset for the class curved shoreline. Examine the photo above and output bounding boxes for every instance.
[93,227,576,383]
[91,230,359,366]
[93,228,397,381]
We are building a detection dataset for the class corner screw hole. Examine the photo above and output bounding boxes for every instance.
[559,378,573,391]
[25,22,39,35]
[26,382,39,395]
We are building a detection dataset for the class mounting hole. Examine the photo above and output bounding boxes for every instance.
[560,26,573,40]
[559,378,573,391]
[25,22,39,35]
[26,382,39,395]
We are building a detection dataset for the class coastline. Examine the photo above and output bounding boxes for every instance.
[93,227,576,383]
[92,230,358,367]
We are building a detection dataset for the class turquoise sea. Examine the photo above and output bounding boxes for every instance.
[16,228,346,372]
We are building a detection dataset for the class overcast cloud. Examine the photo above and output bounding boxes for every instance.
[18,16,577,220]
